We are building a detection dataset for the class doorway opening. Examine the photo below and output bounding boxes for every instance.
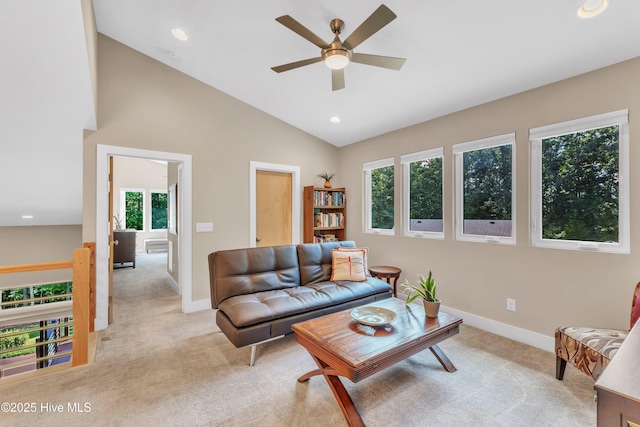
[95,145,193,331]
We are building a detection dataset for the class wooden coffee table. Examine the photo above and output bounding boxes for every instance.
[291,297,463,427]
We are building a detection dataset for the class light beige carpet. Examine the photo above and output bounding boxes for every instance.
[1,253,596,426]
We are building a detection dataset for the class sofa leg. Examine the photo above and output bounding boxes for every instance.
[249,345,257,367]
[556,356,567,380]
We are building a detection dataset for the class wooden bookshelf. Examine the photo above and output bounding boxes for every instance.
[303,186,346,243]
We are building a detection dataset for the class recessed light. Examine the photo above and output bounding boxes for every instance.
[171,28,188,41]
[578,0,608,18]
[330,116,341,123]
[22,215,33,219]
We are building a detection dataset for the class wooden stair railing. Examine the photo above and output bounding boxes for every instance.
[0,243,94,378]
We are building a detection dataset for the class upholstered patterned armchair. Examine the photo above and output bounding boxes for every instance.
[555,282,640,381]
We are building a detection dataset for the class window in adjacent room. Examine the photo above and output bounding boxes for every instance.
[453,133,516,244]
[121,189,144,231]
[363,157,395,235]
[150,190,168,230]
[401,148,444,238]
[530,109,629,253]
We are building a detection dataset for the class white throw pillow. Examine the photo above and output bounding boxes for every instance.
[330,249,366,282]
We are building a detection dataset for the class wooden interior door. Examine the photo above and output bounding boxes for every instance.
[108,156,114,324]
[256,170,292,247]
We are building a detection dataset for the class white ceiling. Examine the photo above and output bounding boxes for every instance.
[93,0,640,147]
[2,1,640,227]
[0,1,95,227]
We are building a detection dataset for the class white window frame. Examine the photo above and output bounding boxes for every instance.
[120,188,146,231]
[149,189,168,231]
[363,157,395,236]
[401,148,444,239]
[453,133,516,245]
[529,109,629,254]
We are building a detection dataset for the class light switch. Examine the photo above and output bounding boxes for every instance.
[196,222,213,232]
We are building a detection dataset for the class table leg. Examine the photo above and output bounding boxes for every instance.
[429,344,457,373]
[298,353,366,427]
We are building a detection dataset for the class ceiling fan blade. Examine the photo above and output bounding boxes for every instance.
[332,69,345,91]
[275,15,329,49]
[271,57,323,73]
[342,4,397,51]
[351,53,406,70]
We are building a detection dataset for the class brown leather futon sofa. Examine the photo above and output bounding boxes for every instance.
[208,241,392,365]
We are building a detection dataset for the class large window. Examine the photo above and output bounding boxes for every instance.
[453,133,516,244]
[122,189,144,231]
[530,110,629,253]
[150,190,168,230]
[363,158,395,235]
[401,148,444,238]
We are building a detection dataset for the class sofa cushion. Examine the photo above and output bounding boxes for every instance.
[298,241,356,285]
[218,276,392,328]
[338,246,371,276]
[208,245,300,308]
[330,249,366,281]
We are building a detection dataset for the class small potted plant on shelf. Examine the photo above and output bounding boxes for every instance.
[318,171,335,188]
[402,271,440,318]
[113,213,124,231]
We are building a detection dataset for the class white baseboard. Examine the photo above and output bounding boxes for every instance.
[166,272,179,294]
[441,305,554,353]
[184,298,211,313]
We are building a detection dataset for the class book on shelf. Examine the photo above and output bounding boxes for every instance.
[313,234,338,243]
[313,190,344,207]
[313,212,344,228]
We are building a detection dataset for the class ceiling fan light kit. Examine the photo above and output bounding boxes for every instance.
[323,48,351,70]
[271,4,406,91]
[578,0,608,18]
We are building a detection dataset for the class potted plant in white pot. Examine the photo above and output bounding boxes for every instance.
[402,271,440,318]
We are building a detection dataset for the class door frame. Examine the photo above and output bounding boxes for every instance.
[249,161,300,248]
[95,144,193,331]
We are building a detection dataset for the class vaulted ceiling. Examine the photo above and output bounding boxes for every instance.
[2,1,640,226]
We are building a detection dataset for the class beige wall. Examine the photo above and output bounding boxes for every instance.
[82,33,639,339]
[83,35,338,303]
[0,225,82,286]
[338,57,640,336]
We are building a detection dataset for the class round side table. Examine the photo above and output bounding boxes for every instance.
[369,265,402,297]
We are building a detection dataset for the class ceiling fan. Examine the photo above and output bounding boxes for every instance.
[271,4,406,91]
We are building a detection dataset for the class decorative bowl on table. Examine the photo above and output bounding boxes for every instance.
[351,306,397,326]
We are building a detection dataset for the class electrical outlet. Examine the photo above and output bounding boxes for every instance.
[507,298,516,312]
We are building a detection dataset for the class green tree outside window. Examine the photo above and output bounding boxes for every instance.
[409,158,443,222]
[541,126,619,243]
[371,165,394,229]
[125,191,144,230]
[151,192,168,230]
[463,145,512,221]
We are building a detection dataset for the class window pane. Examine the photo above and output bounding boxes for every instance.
[463,145,512,237]
[409,157,442,232]
[125,191,144,230]
[151,192,168,230]
[371,165,394,230]
[541,126,619,243]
